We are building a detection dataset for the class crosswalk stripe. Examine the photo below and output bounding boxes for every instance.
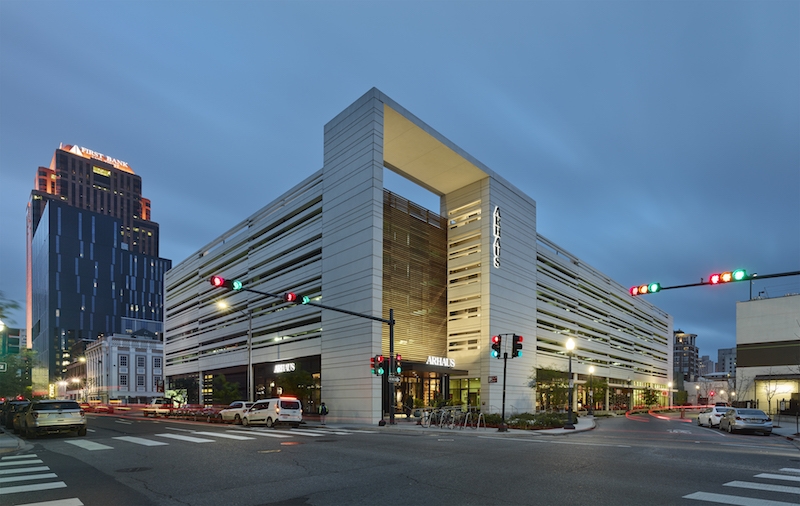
[265,429,323,437]
[64,440,113,451]
[113,436,169,446]
[0,472,59,484]
[0,459,44,467]
[684,491,798,506]
[192,431,255,440]
[227,430,290,439]
[0,481,67,495]
[1,454,39,460]
[155,433,215,443]
[755,473,800,483]
[724,480,800,495]
[291,428,353,436]
[14,498,84,506]
[0,466,50,476]
[779,468,800,474]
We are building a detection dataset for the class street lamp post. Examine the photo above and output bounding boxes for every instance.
[695,384,700,405]
[588,365,595,415]
[565,338,576,429]
[218,301,254,402]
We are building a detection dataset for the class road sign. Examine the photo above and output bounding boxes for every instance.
[0,362,7,373]
[387,375,401,383]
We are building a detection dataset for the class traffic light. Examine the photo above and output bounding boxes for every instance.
[209,275,243,290]
[490,335,502,358]
[394,354,402,374]
[374,355,385,375]
[629,283,661,296]
[709,269,748,285]
[512,335,523,358]
[283,292,297,303]
[370,356,377,375]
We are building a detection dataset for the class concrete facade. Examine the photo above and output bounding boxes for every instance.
[164,89,673,423]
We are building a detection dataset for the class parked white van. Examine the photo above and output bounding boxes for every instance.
[242,397,302,428]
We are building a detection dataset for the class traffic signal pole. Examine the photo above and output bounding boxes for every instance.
[632,270,799,295]
[232,285,398,425]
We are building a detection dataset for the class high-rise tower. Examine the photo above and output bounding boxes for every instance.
[26,145,171,395]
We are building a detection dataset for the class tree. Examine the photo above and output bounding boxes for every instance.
[0,291,20,323]
[212,375,242,405]
[642,386,659,407]
[275,368,314,399]
[529,367,569,412]
[0,349,35,399]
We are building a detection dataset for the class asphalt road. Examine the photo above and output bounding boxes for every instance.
[3,413,799,506]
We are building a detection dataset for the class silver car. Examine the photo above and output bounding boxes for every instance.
[219,401,253,424]
[719,408,772,435]
[21,400,87,438]
[697,406,728,427]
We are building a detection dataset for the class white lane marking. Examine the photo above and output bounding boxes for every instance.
[264,429,322,437]
[164,427,194,432]
[1,454,38,460]
[291,428,354,436]
[227,430,290,439]
[0,481,67,495]
[755,473,800,483]
[192,431,255,440]
[779,468,800,474]
[683,491,798,505]
[0,473,59,484]
[14,498,84,506]
[0,466,50,476]
[13,498,84,506]
[113,436,169,446]
[64,440,113,451]
[477,436,631,448]
[0,459,44,467]
[114,420,132,425]
[724,480,800,494]
[155,433,215,443]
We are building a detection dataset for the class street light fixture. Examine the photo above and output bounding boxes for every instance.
[565,338,576,429]
[588,365,595,415]
[217,300,254,402]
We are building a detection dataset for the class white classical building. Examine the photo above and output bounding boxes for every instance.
[84,332,165,404]
[164,89,673,424]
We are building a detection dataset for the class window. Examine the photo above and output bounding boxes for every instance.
[153,357,162,369]
[119,355,128,367]
[137,356,145,368]
[153,375,161,388]
[137,375,145,387]
[119,375,128,387]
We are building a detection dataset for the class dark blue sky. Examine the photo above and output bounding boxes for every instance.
[1,1,798,362]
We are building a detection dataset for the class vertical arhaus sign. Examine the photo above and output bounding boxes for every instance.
[492,206,501,268]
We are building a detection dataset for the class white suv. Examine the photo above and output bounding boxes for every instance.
[219,401,253,424]
[242,398,302,428]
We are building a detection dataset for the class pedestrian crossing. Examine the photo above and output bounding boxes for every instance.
[56,426,372,451]
[683,467,800,505]
[0,453,84,506]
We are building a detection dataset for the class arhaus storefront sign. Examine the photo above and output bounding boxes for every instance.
[492,206,501,268]
[426,356,455,368]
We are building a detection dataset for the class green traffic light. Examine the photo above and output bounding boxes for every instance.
[648,282,661,293]
[301,295,310,304]
[733,269,747,281]
[232,280,243,290]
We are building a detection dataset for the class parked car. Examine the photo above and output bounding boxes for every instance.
[219,401,253,424]
[719,408,772,435]
[21,399,87,438]
[9,401,31,433]
[3,399,30,429]
[697,406,728,427]
[242,398,302,428]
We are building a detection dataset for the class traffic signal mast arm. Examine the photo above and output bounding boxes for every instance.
[630,270,800,295]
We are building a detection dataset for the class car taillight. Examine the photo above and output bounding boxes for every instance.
[275,406,280,413]
[735,416,743,420]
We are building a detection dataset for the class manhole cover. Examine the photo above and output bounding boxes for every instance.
[116,467,152,473]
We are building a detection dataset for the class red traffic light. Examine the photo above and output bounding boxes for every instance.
[283,292,297,303]
[210,275,225,288]
[209,276,242,290]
